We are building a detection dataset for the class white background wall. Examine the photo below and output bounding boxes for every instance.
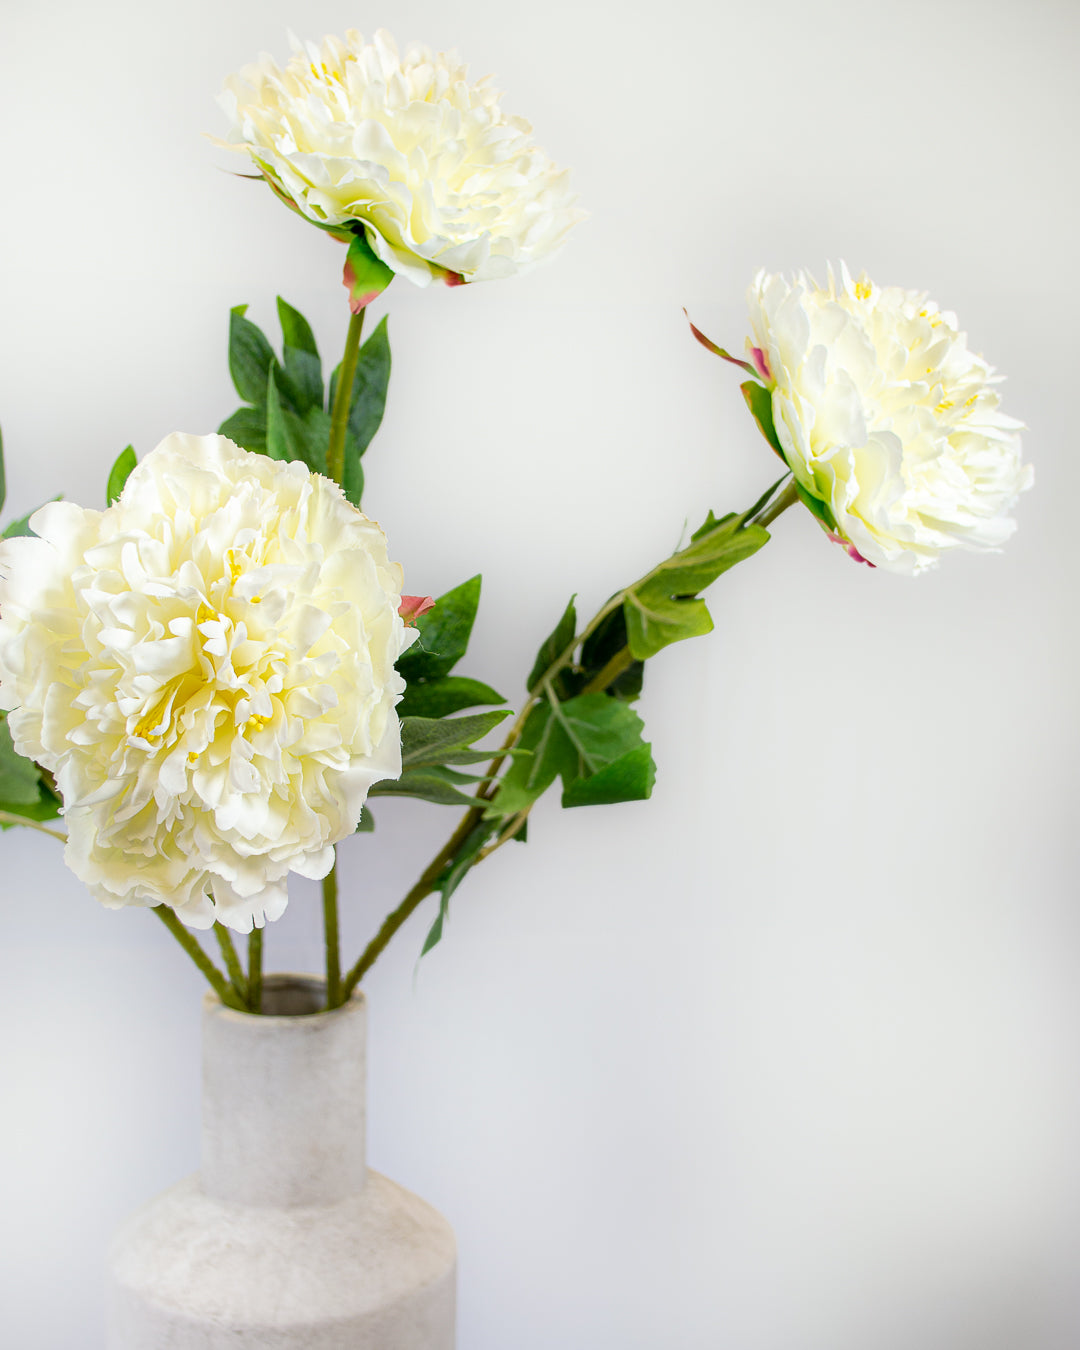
[1,0,1078,1346]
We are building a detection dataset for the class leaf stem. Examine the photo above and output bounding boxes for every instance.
[327,310,366,485]
[323,856,342,1008]
[248,927,263,1014]
[153,906,243,1009]
[0,810,66,841]
[213,922,248,1005]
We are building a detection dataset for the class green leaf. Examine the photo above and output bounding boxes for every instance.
[578,606,644,702]
[561,742,656,807]
[344,232,395,312]
[106,445,136,505]
[370,765,481,809]
[420,819,497,957]
[0,423,6,515]
[526,595,577,693]
[228,305,278,406]
[623,515,770,660]
[356,806,375,833]
[486,703,567,817]
[397,575,482,684]
[397,676,506,721]
[400,710,510,770]
[0,714,44,806]
[741,380,788,464]
[218,405,268,455]
[277,297,323,415]
[265,367,328,472]
[546,693,655,807]
[329,316,391,501]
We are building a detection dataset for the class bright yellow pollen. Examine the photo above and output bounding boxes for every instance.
[854,281,872,301]
[250,595,262,604]
[936,399,954,415]
[247,714,271,733]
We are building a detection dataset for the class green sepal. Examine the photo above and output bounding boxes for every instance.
[794,480,839,532]
[106,445,137,505]
[397,676,506,721]
[228,305,278,406]
[526,596,577,694]
[623,514,770,660]
[344,232,395,312]
[397,576,482,684]
[740,380,788,464]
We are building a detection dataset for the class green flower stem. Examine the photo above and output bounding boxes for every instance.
[0,810,66,841]
[153,905,243,1009]
[326,309,366,486]
[342,474,803,994]
[248,928,263,1014]
[213,922,248,1005]
[754,477,799,528]
[323,855,342,1008]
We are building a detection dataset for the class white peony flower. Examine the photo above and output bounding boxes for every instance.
[746,264,1033,574]
[218,28,585,287]
[0,433,415,932]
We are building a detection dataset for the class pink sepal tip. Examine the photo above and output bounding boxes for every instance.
[399,595,437,625]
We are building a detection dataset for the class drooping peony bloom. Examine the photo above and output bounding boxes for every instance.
[745,264,1033,574]
[0,434,415,932]
[218,29,585,288]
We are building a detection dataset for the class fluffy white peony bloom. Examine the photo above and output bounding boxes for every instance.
[218,28,584,287]
[747,265,1032,573]
[0,433,415,932]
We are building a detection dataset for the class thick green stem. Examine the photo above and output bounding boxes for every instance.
[213,923,248,1005]
[154,906,242,1009]
[755,477,799,528]
[326,310,366,485]
[323,856,342,1008]
[248,927,263,1014]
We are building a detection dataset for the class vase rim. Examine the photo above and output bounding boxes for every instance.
[204,971,365,1022]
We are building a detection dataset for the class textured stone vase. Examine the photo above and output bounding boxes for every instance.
[107,974,456,1349]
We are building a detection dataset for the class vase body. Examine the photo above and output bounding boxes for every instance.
[106,975,456,1349]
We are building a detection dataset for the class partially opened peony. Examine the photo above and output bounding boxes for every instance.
[0,433,415,932]
[745,265,1032,574]
[218,28,584,288]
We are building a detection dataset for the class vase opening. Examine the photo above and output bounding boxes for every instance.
[258,973,328,1017]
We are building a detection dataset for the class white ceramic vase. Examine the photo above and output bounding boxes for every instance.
[107,974,456,1349]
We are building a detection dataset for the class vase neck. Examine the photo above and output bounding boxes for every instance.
[199,976,367,1208]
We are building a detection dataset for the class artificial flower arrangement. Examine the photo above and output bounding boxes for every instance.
[0,29,1032,1020]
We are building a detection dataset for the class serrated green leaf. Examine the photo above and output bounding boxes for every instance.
[526,596,577,693]
[218,405,268,455]
[623,516,770,660]
[397,575,482,684]
[400,710,510,770]
[228,305,278,406]
[741,380,787,464]
[106,445,136,506]
[397,676,506,721]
